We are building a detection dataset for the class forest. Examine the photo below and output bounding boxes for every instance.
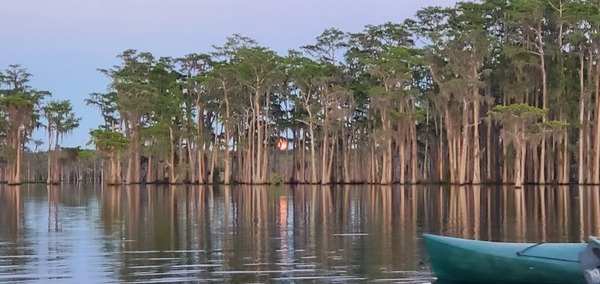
[1,0,598,187]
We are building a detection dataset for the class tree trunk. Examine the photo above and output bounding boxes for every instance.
[410,120,418,183]
[52,132,60,184]
[514,142,522,188]
[108,150,121,185]
[514,136,526,188]
[308,120,318,184]
[300,130,306,182]
[224,132,232,185]
[502,141,508,183]
[438,122,444,182]
[343,127,351,183]
[560,133,569,184]
[262,92,271,183]
[537,23,547,184]
[188,141,197,184]
[399,138,405,184]
[458,99,469,185]
[472,79,481,184]
[223,87,232,185]
[147,155,155,183]
[254,98,263,183]
[125,124,134,184]
[14,130,23,185]
[381,137,392,184]
[209,143,218,184]
[579,52,586,184]
[208,126,219,184]
[321,126,329,185]
[445,110,457,183]
[486,120,492,181]
[370,140,377,183]
[47,128,53,184]
[169,127,178,184]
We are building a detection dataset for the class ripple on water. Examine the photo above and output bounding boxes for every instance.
[211,269,316,275]
[130,269,203,277]
[272,276,369,281]
[0,184,447,283]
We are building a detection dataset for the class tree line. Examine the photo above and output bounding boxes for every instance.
[2,0,599,187]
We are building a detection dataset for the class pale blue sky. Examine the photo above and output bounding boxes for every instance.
[1,0,458,148]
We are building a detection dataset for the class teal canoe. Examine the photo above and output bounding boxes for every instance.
[422,234,589,284]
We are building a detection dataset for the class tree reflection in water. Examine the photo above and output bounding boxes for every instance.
[0,184,599,282]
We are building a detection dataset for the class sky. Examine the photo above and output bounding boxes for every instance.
[1,0,458,149]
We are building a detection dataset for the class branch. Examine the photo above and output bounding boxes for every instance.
[548,0,562,12]
[428,65,442,85]
[527,50,542,57]
[295,118,311,126]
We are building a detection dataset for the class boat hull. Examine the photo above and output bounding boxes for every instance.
[423,234,587,284]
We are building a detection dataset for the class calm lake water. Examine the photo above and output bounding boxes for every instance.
[0,184,599,283]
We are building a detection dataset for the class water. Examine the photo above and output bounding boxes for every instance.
[0,184,598,283]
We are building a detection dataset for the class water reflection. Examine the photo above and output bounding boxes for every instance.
[0,185,599,282]
[0,184,117,283]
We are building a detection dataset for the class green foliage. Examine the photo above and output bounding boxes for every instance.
[269,173,283,186]
[529,120,570,134]
[489,103,568,142]
[302,28,348,65]
[85,92,118,128]
[43,100,81,139]
[0,94,35,108]
[77,149,96,160]
[140,122,170,159]
[88,129,129,152]
[488,103,546,120]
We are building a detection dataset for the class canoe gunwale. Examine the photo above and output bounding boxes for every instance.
[517,242,580,263]
[517,252,581,263]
